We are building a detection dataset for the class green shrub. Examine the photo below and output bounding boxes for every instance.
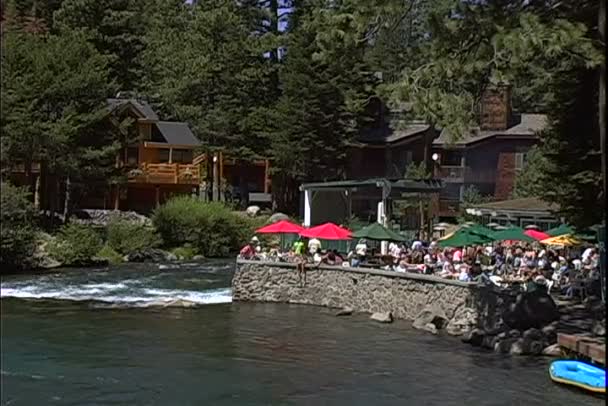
[0,182,37,271]
[49,223,103,266]
[106,217,161,255]
[96,244,123,265]
[153,197,253,257]
[170,245,199,260]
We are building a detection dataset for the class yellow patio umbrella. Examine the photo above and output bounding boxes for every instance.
[540,234,584,246]
[439,230,456,241]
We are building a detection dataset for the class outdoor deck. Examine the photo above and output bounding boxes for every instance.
[128,162,200,185]
[557,333,606,365]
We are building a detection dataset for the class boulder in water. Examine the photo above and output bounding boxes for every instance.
[501,291,560,330]
[461,328,485,346]
[412,304,448,331]
[522,328,543,341]
[162,299,198,308]
[370,312,393,323]
[126,249,174,263]
[423,323,438,335]
[335,307,353,317]
[509,338,543,356]
[542,343,562,357]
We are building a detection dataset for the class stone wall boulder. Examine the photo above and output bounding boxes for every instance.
[446,307,478,336]
[412,304,448,331]
[501,291,560,330]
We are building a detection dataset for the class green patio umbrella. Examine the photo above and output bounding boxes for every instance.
[461,223,496,240]
[492,226,536,243]
[351,222,407,242]
[546,224,573,237]
[438,229,493,248]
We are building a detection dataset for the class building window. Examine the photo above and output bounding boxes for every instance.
[405,150,413,165]
[158,149,193,163]
[126,147,139,167]
[515,152,525,170]
[172,149,193,163]
[441,150,463,166]
[159,149,170,163]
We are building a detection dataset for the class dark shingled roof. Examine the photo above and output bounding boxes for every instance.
[107,98,159,121]
[470,197,558,213]
[155,121,200,146]
[357,123,431,145]
[433,114,547,147]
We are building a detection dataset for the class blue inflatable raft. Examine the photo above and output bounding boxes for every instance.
[549,360,606,394]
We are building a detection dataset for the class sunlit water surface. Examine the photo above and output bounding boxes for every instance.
[1,261,603,405]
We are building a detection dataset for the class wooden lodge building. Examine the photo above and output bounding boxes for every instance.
[348,85,548,224]
[9,86,547,222]
[9,95,272,214]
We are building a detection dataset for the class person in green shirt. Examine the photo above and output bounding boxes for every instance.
[293,238,305,256]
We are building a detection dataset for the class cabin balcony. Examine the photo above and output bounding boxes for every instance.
[434,165,465,182]
[127,162,200,185]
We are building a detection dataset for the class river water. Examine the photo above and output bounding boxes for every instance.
[1,261,603,405]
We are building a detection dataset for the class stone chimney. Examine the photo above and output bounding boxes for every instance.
[480,84,512,131]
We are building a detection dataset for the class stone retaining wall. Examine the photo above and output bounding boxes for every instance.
[232,260,494,334]
[232,260,567,356]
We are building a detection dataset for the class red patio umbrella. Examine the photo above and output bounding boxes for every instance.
[300,222,352,240]
[524,229,550,241]
[256,220,303,234]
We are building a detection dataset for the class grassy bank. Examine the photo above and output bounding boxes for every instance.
[1,182,265,271]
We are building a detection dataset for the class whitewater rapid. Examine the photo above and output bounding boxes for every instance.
[0,262,234,308]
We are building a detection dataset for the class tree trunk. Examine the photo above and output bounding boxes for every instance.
[63,176,71,221]
[33,174,41,210]
[419,194,425,238]
[272,173,298,215]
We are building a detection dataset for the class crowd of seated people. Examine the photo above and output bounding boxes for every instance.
[238,236,602,299]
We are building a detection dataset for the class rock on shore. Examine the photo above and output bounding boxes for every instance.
[412,304,448,332]
[370,312,393,323]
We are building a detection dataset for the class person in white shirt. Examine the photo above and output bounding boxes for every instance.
[582,247,594,262]
[308,238,321,255]
[458,265,471,282]
[355,239,368,257]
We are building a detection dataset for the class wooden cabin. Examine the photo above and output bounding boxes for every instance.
[106,97,202,212]
[8,96,273,214]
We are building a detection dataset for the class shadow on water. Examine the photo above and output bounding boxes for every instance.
[1,260,604,406]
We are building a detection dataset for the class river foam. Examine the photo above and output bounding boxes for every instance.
[0,264,233,308]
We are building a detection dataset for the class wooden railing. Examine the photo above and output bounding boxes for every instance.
[128,163,200,185]
[435,165,465,180]
[11,162,41,174]
[435,165,496,183]
[192,154,206,166]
